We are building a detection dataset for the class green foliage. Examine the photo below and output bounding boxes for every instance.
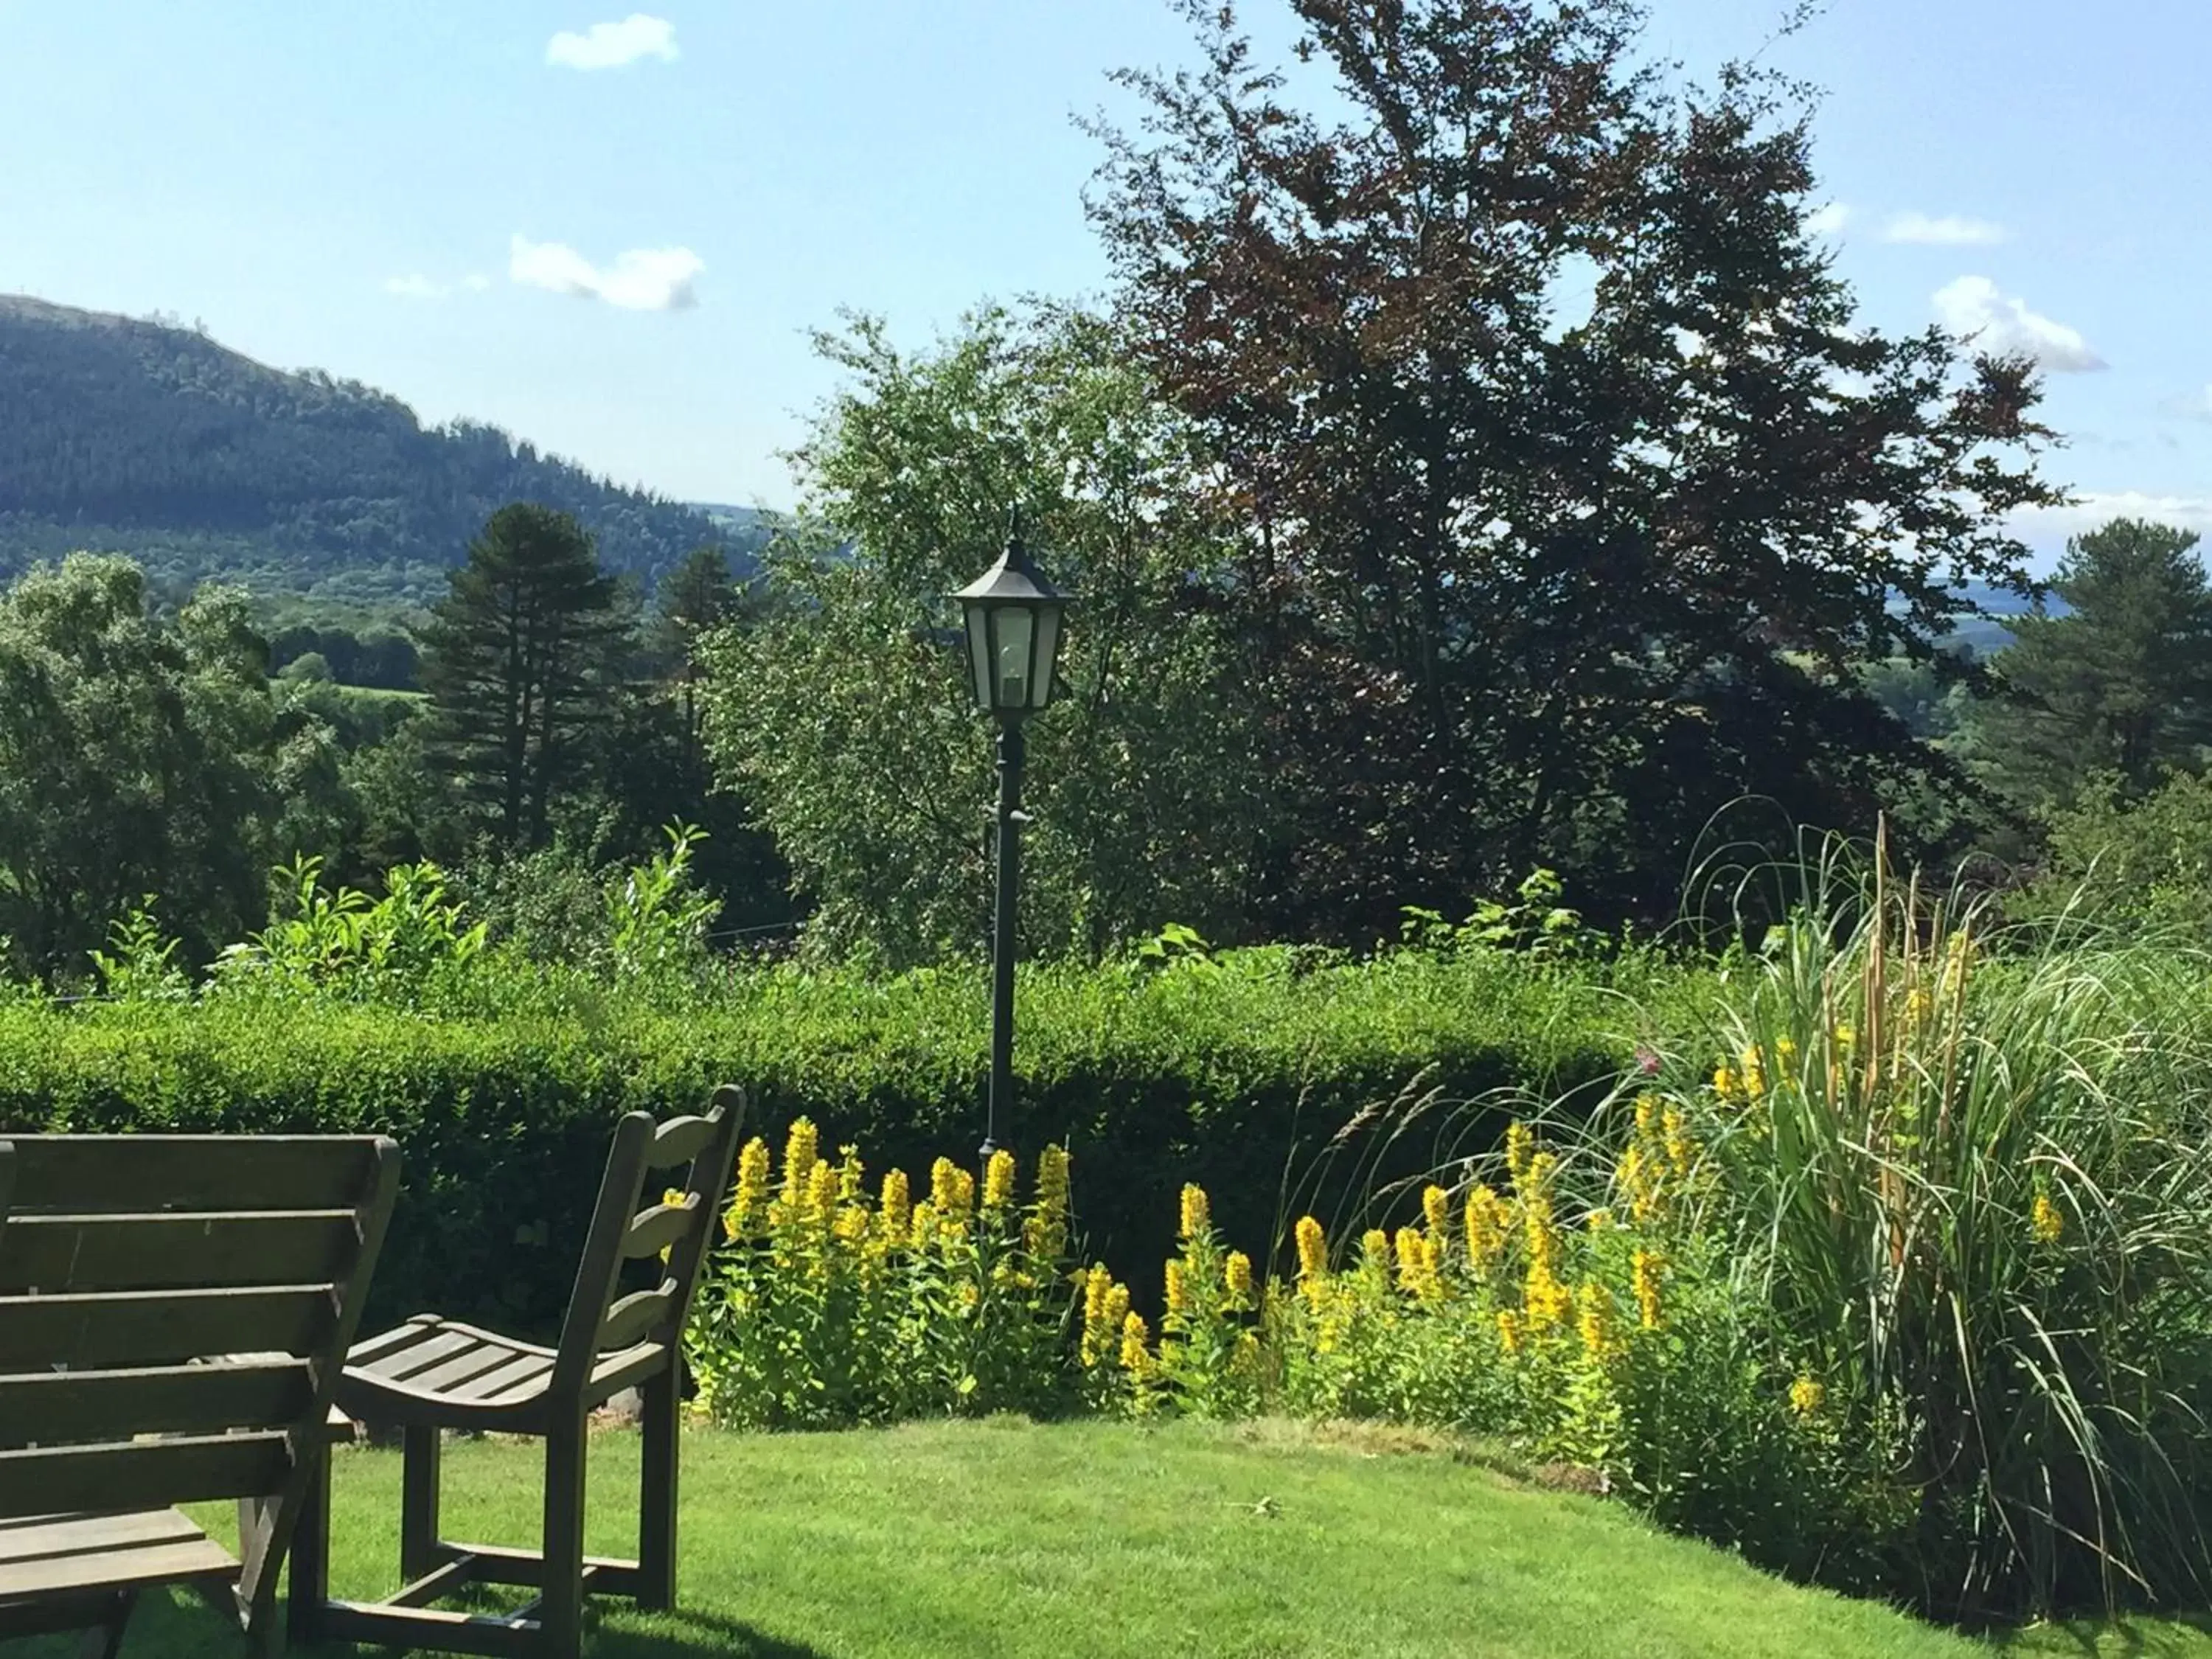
[699,304,1281,965]
[1966,519,2212,810]
[206,855,490,1003]
[2010,768,2212,940]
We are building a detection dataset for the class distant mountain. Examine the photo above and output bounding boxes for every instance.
[1936,580,2071,657]
[0,294,768,609]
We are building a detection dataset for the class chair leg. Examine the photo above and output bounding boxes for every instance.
[289,1443,333,1644]
[638,1363,680,1610]
[401,1425,443,1582]
[539,1415,588,1659]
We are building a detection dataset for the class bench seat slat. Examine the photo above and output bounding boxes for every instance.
[0,1531,238,1600]
[0,1510,206,1566]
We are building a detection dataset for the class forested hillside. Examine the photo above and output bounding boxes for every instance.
[0,293,767,605]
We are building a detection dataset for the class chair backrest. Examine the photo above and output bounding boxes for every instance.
[552,1087,747,1394]
[0,1133,400,1547]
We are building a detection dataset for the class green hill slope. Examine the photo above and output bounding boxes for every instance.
[0,293,768,606]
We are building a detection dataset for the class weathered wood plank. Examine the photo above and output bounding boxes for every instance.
[0,1284,333,1369]
[408,1340,527,1397]
[595,1281,674,1351]
[447,1351,552,1403]
[0,1360,310,1444]
[643,1116,717,1170]
[0,1210,359,1293]
[356,1325,479,1381]
[6,1136,380,1213]
[0,1510,204,1566]
[0,1533,238,1600]
[310,1597,537,1658]
[620,1197,698,1261]
[0,1434,291,1520]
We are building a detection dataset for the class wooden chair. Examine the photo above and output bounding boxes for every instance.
[296,1087,747,1658]
[0,1133,400,1658]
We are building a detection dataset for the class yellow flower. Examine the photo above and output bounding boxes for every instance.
[1576,1281,1621,1364]
[931,1158,975,1236]
[1421,1183,1450,1239]
[1295,1215,1328,1281]
[1497,1308,1524,1357]
[1831,1023,1856,1052]
[1618,1142,1661,1229]
[1506,1121,1534,1186]
[1634,1093,1659,1138]
[1165,1259,1191,1319]
[724,1135,771,1239]
[1179,1183,1211,1242]
[656,1187,686,1262]
[1660,1107,1694,1180]
[1231,1329,1261,1377]
[782,1119,820,1204]
[1905,986,1933,1029]
[1393,1227,1431,1298]
[1224,1251,1255,1304]
[1119,1310,1152,1374]
[1523,1262,1571,1332]
[879,1169,912,1245]
[832,1205,869,1244]
[1080,1264,1114,1365]
[2031,1192,2065,1245]
[1025,1144,1072,1259]
[806,1158,838,1217]
[1463,1185,1510,1270]
[1631,1248,1666,1330]
[1712,1063,1739,1099]
[1789,1374,1826,1418]
[1360,1228,1391,1269]
[983,1148,1017,1211]
[908,1199,935,1248]
[1585,1207,1613,1232]
[1102,1281,1131,1352]
[1738,1046,1767,1099]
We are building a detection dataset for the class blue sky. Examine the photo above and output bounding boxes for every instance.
[1,1,2206,563]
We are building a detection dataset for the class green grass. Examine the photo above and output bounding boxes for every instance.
[28,1418,2207,1658]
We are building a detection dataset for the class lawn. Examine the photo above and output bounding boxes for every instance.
[31,1418,2212,1658]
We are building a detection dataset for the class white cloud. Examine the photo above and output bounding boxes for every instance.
[1803,202,1851,238]
[383,274,446,300]
[2158,384,2212,422]
[546,14,676,70]
[509,234,703,310]
[1884,212,2010,246]
[1933,276,2104,372]
[2007,492,2212,547]
[462,273,492,293]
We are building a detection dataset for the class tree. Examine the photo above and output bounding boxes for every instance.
[416,504,627,850]
[1086,0,2061,935]
[1963,518,2212,810]
[698,306,1284,965]
[0,554,307,974]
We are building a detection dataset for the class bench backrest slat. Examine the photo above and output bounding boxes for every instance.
[7,1136,380,1213]
[4,1433,292,1517]
[0,1210,361,1293]
[0,1360,311,1441]
[0,1285,335,1371]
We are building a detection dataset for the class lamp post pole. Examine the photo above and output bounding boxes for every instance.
[983,719,1026,1158]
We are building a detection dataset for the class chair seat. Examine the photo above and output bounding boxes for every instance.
[0,1509,237,1604]
[339,1315,666,1429]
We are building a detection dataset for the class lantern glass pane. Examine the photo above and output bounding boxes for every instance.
[992,606,1034,710]
[963,604,993,712]
[1031,605,1062,709]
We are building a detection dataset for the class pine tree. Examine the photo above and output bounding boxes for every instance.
[417,504,627,848]
[1966,518,2212,809]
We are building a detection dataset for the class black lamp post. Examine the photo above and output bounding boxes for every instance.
[953,515,1069,1157]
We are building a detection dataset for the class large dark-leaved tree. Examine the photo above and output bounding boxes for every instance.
[417,503,627,850]
[1089,0,2062,935]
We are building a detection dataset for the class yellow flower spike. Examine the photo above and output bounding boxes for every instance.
[2031,1192,2065,1244]
[1576,1281,1620,1363]
[1905,987,1933,1029]
[837,1145,865,1204]
[1102,1280,1130,1341]
[1165,1259,1191,1320]
[1506,1121,1534,1186]
[1711,1062,1739,1099]
[1360,1228,1391,1269]
[1224,1250,1255,1305]
[1119,1310,1152,1374]
[1080,1263,1113,1365]
[1738,1045,1767,1099]
[1421,1183,1450,1239]
[982,1148,1017,1211]
[1497,1308,1524,1357]
[929,1157,961,1213]
[806,1158,838,1217]
[1634,1093,1658,1137]
[1295,1215,1328,1279]
[1660,1107,1694,1180]
[1585,1207,1613,1232]
[1831,1023,1856,1052]
[725,1135,771,1239]
[1789,1374,1826,1419]
[1034,1144,1071,1214]
[879,1169,912,1245]
[833,1205,869,1245]
[1178,1183,1211,1242]
[1631,1247,1666,1330]
[1775,1037,1798,1067]
[782,1119,820,1203]
[1393,1227,1425,1294]
[1463,1185,1509,1270]
[908,1200,935,1249]
[1231,1329,1260,1377]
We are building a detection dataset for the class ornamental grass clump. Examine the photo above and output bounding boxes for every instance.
[1646,833,2212,1621]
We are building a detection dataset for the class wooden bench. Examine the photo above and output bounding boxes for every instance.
[295,1088,746,1659]
[0,1133,400,1656]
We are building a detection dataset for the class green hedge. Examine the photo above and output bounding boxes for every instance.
[0,949,1714,1331]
